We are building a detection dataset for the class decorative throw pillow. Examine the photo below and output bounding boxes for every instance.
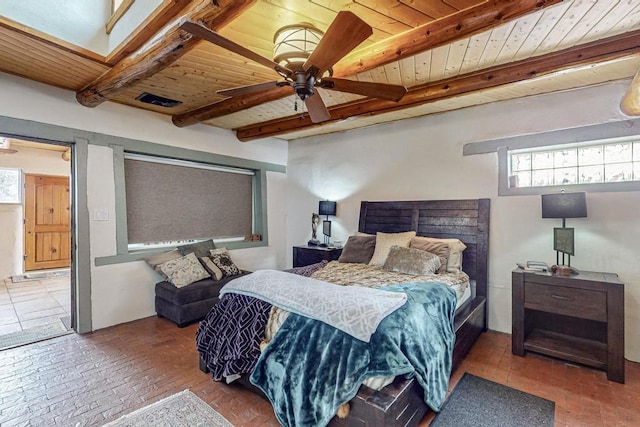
[159,252,210,288]
[210,252,241,278]
[177,239,216,258]
[144,249,182,277]
[415,237,467,273]
[368,231,416,266]
[338,235,376,264]
[210,247,229,256]
[409,237,450,274]
[383,245,441,276]
[199,256,223,281]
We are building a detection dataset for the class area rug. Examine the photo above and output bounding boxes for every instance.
[431,373,555,426]
[0,321,70,351]
[102,390,233,427]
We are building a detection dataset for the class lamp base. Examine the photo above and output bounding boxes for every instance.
[552,265,579,276]
[307,239,320,246]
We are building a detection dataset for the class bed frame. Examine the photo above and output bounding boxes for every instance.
[327,198,490,426]
[200,198,490,427]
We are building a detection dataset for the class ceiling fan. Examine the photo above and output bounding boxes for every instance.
[179,11,408,124]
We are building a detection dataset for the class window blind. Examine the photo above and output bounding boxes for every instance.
[124,156,254,244]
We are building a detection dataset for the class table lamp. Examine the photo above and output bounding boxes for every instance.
[318,200,336,247]
[541,191,587,269]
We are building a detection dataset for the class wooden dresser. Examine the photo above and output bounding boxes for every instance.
[512,269,624,383]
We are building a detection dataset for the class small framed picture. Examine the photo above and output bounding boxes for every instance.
[0,168,22,204]
[554,227,575,256]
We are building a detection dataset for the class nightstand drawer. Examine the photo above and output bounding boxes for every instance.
[524,283,607,322]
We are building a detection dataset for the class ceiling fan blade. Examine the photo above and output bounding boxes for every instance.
[303,11,372,76]
[180,20,293,78]
[217,81,284,97]
[320,78,407,102]
[305,93,331,123]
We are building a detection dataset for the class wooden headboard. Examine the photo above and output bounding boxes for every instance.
[358,199,490,299]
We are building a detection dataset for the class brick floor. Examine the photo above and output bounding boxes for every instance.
[0,317,638,426]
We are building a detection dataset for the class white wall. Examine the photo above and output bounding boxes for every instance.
[0,145,70,279]
[108,0,163,53]
[0,72,288,330]
[0,0,109,54]
[0,0,166,56]
[286,80,640,363]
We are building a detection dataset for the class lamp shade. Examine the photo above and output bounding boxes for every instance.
[541,192,587,218]
[273,24,324,70]
[318,200,337,216]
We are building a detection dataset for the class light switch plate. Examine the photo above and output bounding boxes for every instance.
[93,209,109,221]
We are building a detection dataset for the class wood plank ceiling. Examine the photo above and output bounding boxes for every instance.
[0,0,639,142]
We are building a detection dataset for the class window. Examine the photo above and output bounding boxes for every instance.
[106,0,135,34]
[124,154,255,250]
[0,168,22,204]
[508,137,640,189]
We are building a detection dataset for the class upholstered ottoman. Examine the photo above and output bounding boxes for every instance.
[155,271,250,327]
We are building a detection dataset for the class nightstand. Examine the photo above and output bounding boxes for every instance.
[293,245,343,267]
[512,269,624,383]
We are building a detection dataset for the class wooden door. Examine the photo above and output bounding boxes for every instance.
[24,174,71,271]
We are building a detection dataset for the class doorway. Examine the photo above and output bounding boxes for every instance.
[0,138,74,350]
[24,174,71,271]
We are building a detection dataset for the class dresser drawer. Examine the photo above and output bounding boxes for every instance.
[524,282,607,322]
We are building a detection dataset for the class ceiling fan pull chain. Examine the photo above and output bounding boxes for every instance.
[298,95,306,120]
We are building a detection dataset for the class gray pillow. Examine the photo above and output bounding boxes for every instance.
[177,239,216,257]
[338,235,376,264]
[382,245,441,276]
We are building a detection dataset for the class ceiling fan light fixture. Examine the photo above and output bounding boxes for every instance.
[292,72,316,100]
[273,23,326,73]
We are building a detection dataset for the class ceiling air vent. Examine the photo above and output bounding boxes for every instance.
[135,92,182,108]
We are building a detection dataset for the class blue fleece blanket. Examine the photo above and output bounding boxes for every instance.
[250,281,457,427]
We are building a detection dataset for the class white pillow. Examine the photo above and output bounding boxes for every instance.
[368,231,416,266]
[415,237,467,273]
[159,252,210,288]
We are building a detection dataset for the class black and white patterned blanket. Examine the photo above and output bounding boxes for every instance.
[195,293,272,380]
[195,261,328,379]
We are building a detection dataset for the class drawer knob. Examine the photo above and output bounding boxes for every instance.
[551,294,573,301]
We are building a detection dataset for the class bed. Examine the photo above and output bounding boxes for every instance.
[197,198,490,427]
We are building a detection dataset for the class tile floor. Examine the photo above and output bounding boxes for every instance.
[0,275,71,336]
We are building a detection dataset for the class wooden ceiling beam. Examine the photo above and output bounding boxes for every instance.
[76,0,256,108]
[332,0,564,77]
[172,86,292,127]
[235,29,640,141]
[171,0,562,127]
